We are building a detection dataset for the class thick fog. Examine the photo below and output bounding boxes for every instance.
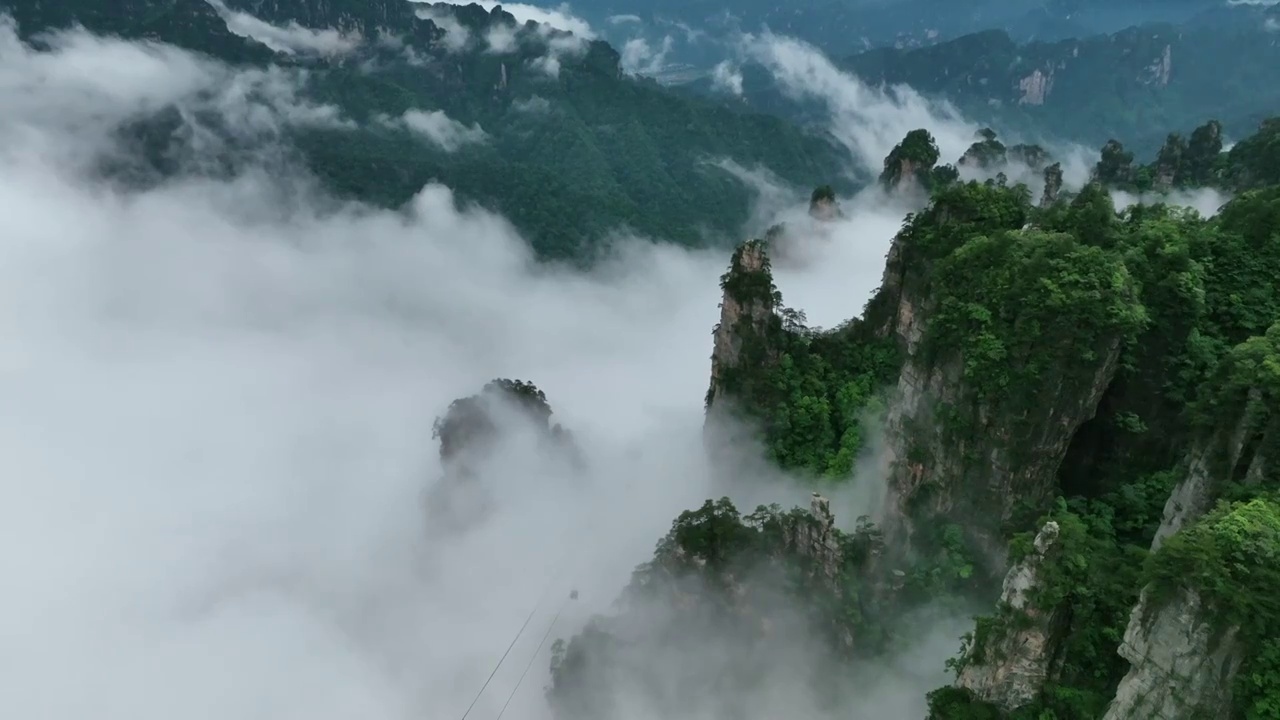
[0,12,1063,720]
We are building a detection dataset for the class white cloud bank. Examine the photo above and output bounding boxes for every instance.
[379,109,488,151]
[740,32,978,178]
[7,10,1227,720]
[414,4,472,52]
[207,0,363,56]
[734,32,1105,195]
[427,0,596,38]
[712,59,745,96]
[0,16,964,720]
[620,35,674,76]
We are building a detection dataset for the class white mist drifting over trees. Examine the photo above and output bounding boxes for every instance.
[0,14,1098,720]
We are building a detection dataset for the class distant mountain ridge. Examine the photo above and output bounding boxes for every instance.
[3,0,853,258]
[839,19,1280,153]
[674,13,1280,157]
[575,0,1256,61]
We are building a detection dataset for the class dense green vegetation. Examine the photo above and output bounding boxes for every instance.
[921,140,1279,715]
[710,239,901,479]
[551,117,1280,719]
[6,0,852,259]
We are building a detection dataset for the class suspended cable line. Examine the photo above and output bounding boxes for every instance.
[494,591,575,720]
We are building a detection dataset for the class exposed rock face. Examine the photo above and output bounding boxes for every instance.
[1040,162,1063,207]
[1102,587,1244,720]
[1017,68,1053,105]
[1142,45,1173,87]
[780,493,856,649]
[955,522,1062,711]
[784,494,843,588]
[880,129,941,192]
[546,493,880,720]
[870,228,925,347]
[1153,388,1275,552]
[866,190,1139,577]
[1153,133,1187,191]
[706,240,779,411]
[874,274,1121,571]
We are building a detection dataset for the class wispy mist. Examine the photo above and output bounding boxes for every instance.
[0,16,966,720]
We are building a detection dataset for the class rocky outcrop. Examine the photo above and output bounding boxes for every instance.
[954,522,1062,711]
[547,494,879,720]
[783,494,844,590]
[1153,133,1186,191]
[958,128,1006,170]
[779,493,858,649]
[706,240,781,411]
[1017,68,1053,105]
[426,378,580,532]
[1102,587,1244,720]
[808,186,843,221]
[1040,162,1063,207]
[1094,140,1135,185]
[1142,45,1173,88]
[880,129,941,192]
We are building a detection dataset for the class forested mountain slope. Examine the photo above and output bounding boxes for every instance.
[679,13,1279,159]
[840,21,1280,155]
[3,0,851,258]
[576,0,1231,59]
[543,117,1280,719]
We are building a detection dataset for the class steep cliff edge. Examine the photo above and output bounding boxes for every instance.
[951,521,1063,710]
[926,175,1280,717]
[692,122,1279,719]
[1099,325,1279,718]
[867,180,1145,576]
[1102,587,1244,720]
[706,240,782,414]
[1152,323,1280,551]
[1105,495,1280,719]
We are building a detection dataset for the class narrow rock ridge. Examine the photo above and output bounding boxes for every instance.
[706,239,779,411]
[808,185,843,221]
[955,521,1063,711]
[1102,587,1244,720]
[1040,162,1063,207]
[780,493,856,649]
